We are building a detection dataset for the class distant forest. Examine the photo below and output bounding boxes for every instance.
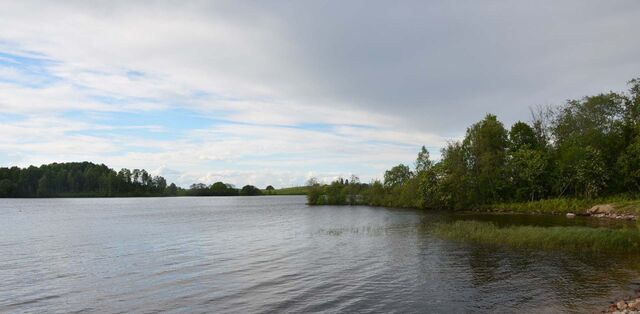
[0,162,263,198]
[308,77,640,209]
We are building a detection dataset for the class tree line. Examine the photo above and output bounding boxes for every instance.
[0,162,263,197]
[308,77,640,209]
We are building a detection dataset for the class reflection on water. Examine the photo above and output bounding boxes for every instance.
[0,196,638,313]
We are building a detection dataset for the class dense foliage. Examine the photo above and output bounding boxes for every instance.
[0,162,174,197]
[308,78,640,209]
[0,162,266,198]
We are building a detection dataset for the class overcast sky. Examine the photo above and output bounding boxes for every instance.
[1,1,639,187]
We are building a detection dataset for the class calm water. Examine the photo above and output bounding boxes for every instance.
[1,196,639,313]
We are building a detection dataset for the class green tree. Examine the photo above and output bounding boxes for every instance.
[420,163,443,208]
[437,142,472,209]
[509,121,538,151]
[463,114,509,204]
[0,162,176,198]
[240,185,262,196]
[0,179,16,197]
[37,174,51,197]
[265,185,275,194]
[210,181,237,196]
[552,93,626,192]
[306,177,324,205]
[575,147,607,198]
[384,164,412,187]
[325,180,347,205]
[166,183,178,196]
[509,148,548,201]
[415,146,433,173]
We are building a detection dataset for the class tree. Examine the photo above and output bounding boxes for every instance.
[140,170,150,186]
[166,183,178,196]
[152,176,167,193]
[211,181,236,196]
[265,185,275,194]
[303,77,640,209]
[509,148,548,201]
[240,185,262,196]
[437,142,472,209]
[189,183,209,196]
[419,163,443,208]
[0,179,16,197]
[551,93,626,184]
[575,147,607,198]
[306,177,324,205]
[618,132,640,192]
[132,169,141,184]
[415,146,433,173]
[325,180,347,204]
[118,168,132,184]
[509,121,538,151]
[384,164,412,187]
[0,162,176,198]
[37,174,51,197]
[463,114,509,204]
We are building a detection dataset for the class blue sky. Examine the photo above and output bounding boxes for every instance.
[1,1,639,187]
[0,45,436,187]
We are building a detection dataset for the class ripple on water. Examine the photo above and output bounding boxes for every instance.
[1,197,639,314]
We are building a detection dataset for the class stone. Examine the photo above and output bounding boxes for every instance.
[618,300,628,310]
[588,204,615,215]
[566,213,576,218]
[611,304,623,312]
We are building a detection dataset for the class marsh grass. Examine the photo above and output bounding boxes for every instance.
[316,224,417,237]
[432,220,640,253]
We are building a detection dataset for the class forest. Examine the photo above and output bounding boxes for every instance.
[0,162,262,197]
[307,77,640,210]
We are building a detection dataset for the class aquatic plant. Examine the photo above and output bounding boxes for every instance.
[431,220,640,253]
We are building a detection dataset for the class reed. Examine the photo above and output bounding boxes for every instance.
[432,220,640,253]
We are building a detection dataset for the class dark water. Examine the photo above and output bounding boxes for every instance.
[1,196,639,313]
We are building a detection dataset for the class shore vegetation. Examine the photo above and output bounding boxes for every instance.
[0,162,268,198]
[431,220,640,253]
[308,77,640,216]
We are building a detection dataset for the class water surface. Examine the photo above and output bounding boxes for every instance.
[1,196,638,313]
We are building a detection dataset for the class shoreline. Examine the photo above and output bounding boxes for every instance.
[604,290,640,313]
[310,197,640,221]
[487,202,639,221]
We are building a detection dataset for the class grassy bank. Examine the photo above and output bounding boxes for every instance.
[432,220,640,253]
[487,197,640,216]
[266,186,309,195]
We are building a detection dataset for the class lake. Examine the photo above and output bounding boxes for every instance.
[1,196,638,313]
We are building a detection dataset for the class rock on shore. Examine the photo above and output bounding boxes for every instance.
[605,298,640,313]
[587,204,636,220]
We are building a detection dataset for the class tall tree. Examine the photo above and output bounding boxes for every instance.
[384,164,413,187]
[415,146,433,173]
[463,114,509,204]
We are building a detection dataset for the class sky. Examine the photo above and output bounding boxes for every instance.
[1,1,640,188]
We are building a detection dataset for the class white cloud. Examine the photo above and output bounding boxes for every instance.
[1,1,638,187]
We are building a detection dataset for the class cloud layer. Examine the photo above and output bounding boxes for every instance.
[1,1,639,187]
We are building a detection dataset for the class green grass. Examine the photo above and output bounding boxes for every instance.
[488,196,640,215]
[264,186,309,195]
[431,220,640,253]
[611,200,640,215]
[488,198,597,214]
